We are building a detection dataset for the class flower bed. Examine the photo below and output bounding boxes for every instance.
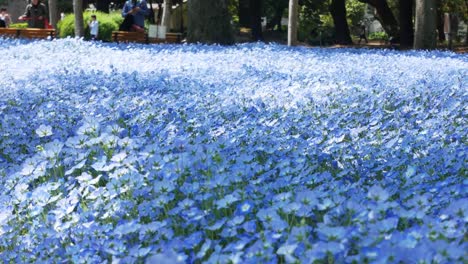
[0,38,466,263]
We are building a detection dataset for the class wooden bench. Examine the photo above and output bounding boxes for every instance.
[0,28,55,40]
[19,28,55,39]
[0,28,19,38]
[149,33,183,44]
[112,31,182,44]
[112,31,148,43]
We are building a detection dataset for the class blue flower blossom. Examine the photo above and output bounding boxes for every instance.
[0,38,465,263]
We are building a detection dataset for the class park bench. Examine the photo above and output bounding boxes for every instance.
[0,28,19,38]
[112,31,182,44]
[0,28,55,40]
[149,32,182,44]
[112,31,148,43]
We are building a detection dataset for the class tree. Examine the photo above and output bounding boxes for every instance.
[399,0,413,47]
[288,0,298,45]
[73,0,84,37]
[250,0,263,41]
[48,0,58,29]
[330,0,353,44]
[162,0,172,28]
[187,0,234,44]
[96,0,112,13]
[438,0,468,43]
[238,0,250,27]
[265,0,288,31]
[358,0,399,38]
[414,0,437,49]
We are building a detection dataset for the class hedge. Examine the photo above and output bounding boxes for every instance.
[57,11,123,42]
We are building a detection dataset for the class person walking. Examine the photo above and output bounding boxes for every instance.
[18,0,48,29]
[358,25,368,44]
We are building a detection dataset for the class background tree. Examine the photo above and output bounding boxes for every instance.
[73,0,84,37]
[265,0,288,31]
[358,0,399,38]
[288,0,298,45]
[297,0,331,45]
[330,0,353,44]
[250,0,263,40]
[95,0,112,13]
[48,0,58,29]
[399,0,413,47]
[438,0,468,43]
[162,0,172,28]
[414,0,436,49]
[187,0,234,44]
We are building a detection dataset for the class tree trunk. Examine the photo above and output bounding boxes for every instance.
[330,0,353,45]
[399,0,413,47]
[414,0,437,49]
[250,0,263,41]
[162,0,172,28]
[267,0,288,31]
[359,0,399,38]
[239,0,250,27]
[73,0,84,37]
[96,0,111,13]
[187,0,234,45]
[288,0,298,46]
[436,10,445,41]
[48,0,58,29]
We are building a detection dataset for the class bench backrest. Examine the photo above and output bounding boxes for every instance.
[0,28,55,39]
[19,29,55,39]
[112,31,183,44]
[0,28,20,38]
[112,31,148,43]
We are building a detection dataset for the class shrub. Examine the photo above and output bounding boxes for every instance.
[298,7,336,46]
[9,23,28,29]
[57,11,123,42]
[368,31,389,41]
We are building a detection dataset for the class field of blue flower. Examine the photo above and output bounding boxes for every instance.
[0,38,466,263]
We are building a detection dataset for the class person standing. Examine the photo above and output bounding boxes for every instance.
[18,0,48,29]
[0,8,12,28]
[121,0,149,32]
[88,14,99,40]
[358,25,368,44]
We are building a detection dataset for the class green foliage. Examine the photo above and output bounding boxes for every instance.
[298,1,336,45]
[57,11,122,42]
[228,0,240,25]
[58,0,74,13]
[298,6,335,45]
[368,31,388,40]
[346,0,366,28]
[440,0,468,22]
[9,23,28,29]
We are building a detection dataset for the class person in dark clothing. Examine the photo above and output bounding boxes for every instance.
[358,25,368,44]
[18,0,48,29]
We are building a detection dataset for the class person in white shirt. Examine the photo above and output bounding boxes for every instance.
[0,8,12,28]
[88,14,99,40]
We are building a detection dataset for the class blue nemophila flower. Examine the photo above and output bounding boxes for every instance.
[367,185,390,202]
[216,193,240,209]
[145,250,186,264]
[316,223,348,241]
[277,243,298,263]
[242,220,257,233]
[35,124,53,137]
[0,38,465,262]
[236,200,254,215]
